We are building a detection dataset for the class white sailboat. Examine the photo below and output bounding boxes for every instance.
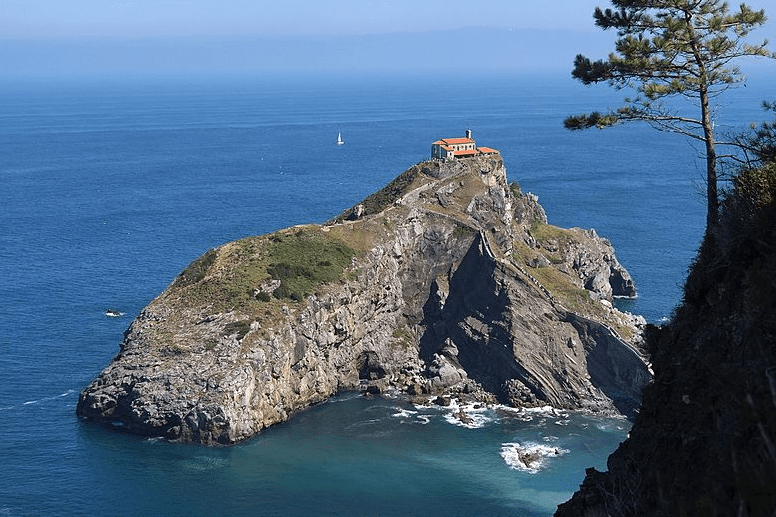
[336,132,344,145]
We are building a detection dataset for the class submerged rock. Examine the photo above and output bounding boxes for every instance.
[77,155,650,444]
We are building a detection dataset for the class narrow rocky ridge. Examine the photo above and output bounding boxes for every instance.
[77,156,650,444]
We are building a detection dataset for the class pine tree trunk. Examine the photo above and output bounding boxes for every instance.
[701,87,719,229]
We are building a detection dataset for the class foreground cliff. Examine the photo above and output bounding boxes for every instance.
[78,156,650,444]
[556,163,776,516]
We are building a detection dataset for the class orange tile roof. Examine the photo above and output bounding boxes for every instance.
[454,149,478,156]
[477,146,499,154]
[442,137,475,145]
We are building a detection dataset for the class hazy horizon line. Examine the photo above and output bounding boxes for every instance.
[1,26,773,79]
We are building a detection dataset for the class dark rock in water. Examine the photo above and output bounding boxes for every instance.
[454,409,474,425]
[556,167,776,516]
[434,395,452,407]
[363,384,382,395]
[406,382,425,396]
[77,156,650,445]
[518,450,542,469]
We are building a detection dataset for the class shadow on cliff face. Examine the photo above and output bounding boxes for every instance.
[568,317,651,419]
[419,232,540,402]
[419,230,650,414]
[356,351,387,381]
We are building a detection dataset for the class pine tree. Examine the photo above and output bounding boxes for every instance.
[565,0,775,230]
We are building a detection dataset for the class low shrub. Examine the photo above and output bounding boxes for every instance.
[222,320,251,340]
[266,231,355,301]
[173,248,217,288]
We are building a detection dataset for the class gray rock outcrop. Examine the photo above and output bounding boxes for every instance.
[77,156,650,444]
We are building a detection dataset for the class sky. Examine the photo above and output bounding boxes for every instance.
[1,1,605,39]
[1,0,774,77]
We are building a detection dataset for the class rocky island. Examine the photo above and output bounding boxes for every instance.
[77,154,651,444]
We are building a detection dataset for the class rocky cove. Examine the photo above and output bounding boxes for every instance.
[77,155,651,445]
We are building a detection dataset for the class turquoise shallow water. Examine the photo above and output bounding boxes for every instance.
[0,72,769,515]
[65,395,629,516]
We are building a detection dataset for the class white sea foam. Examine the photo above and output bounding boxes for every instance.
[442,400,495,429]
[379,387,404,399]
[420,399,577,429]
[324,392,362,403]
[392,408,417,419]
[493,404,573,425]
[392,407,433,425]
[19,389,76,408]
[595,419,628,432]
[410,397,494,428]
[500,442,570,474]
[495,406,535,422]
[522,405,569,418]
[412,400,433,411]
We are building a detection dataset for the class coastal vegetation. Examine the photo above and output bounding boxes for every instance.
[529,220,575,250]
[264,231,355,301]
[168,227,355,311]
[329,162,434,223]
[565,0,775,230]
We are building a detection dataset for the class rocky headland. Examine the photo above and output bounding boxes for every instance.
[77,155,650,445]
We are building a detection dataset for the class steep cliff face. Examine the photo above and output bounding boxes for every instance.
[77,156,649,444]
[556,164,776,516]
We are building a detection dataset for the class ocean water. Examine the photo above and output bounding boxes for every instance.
[0,72,770,516]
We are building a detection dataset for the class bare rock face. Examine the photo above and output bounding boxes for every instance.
[529,226,636,301]
[77,156,650,444]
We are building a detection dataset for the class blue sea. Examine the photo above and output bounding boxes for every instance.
[1,72,771,516]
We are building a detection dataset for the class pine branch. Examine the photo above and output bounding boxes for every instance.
[564,0,776,230]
